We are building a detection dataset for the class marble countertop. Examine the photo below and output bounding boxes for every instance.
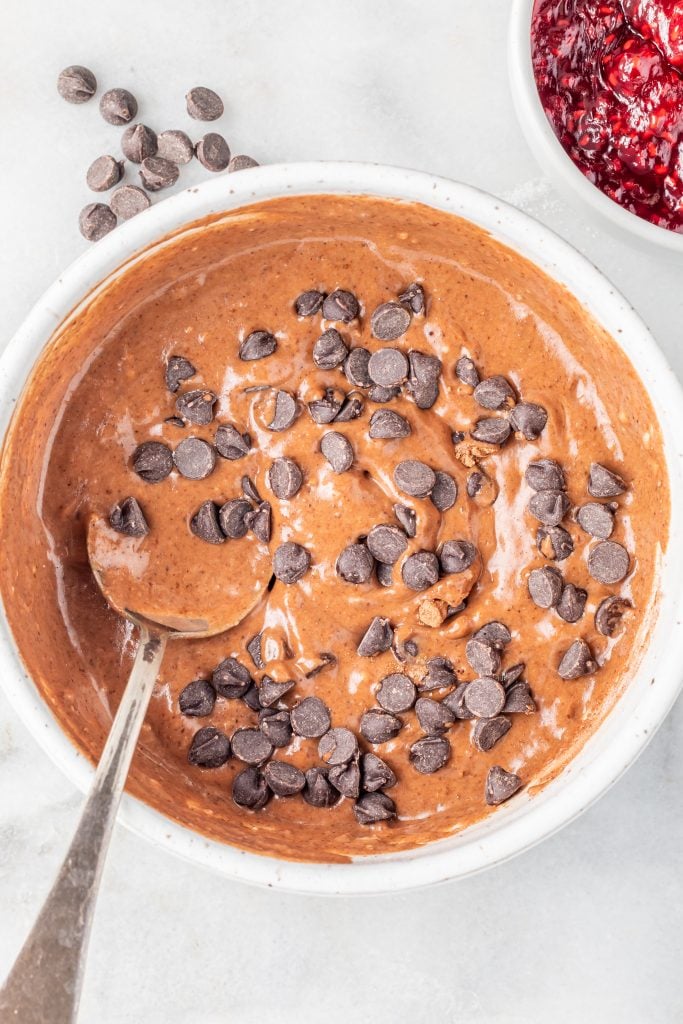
[1,2,682,1021]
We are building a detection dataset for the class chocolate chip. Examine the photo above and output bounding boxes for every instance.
[179,679,216,717]
[132,441,173,482]
[455,356,480,387]
[430,471,457,512]
[368,349,409,387]
[465,637,502,676]
[442,683,474,720]
[354,792,396,824]
[58,65,97,103]
[370,301,411,340]
[78,203,116,241]
[323,290,359,322]
[213,657,253,698]
[409,735,450,774]
[360,708,402,744]
[186,86,224,120]
[196,132,231,171]
[588,541,630,584]
[344,348,372,387]
[229,154,259,172]
[368,384,401,403]
[188,727,231,768]
[525,459,565,492]
[471,417,511,445]
[398,282,425,315]
[558,639,597,680]
[394,460,436,497]
[421,656,456,690]
[110,185,150,221]
[239,330,277,361]
[246,634,263,670]
[121,123,158,163]
[415,696,455,735]
[244,502,271,543]
[272,542,311,584]
[320,431,354,473]
[588,462,627,497]
[308,389,343,424]
[336,543,374,584]
[439,539,477,574]
[366,524,408,565]
[466,470,497,507]
[528,565,564,609]
[157,129,194,165]
[291,696,331,738]
[402,551,440,591]
[233,766,270,809]
[376,561,393,587]
[231,728,273,766]
[174,437,216,480]
[557,583,587,623]
[504,683,536,714]
[473,716,511,752]
[110,496,148,537]
[243,684,262,712]
[215,498,249,539]
[86,155,123,192]
[329,759,362,798]
[407,350,441,409]
[259,709,292,748]
[268,391,298,431]
[474,376,515,410]
[213,424,249,461]
[577,502,614,539]
[376,673,416,713]
[313,328,348,369]
[165,355,195,393]
[501,663,525,687]
[361,753,396,792]
[319,727,359,766]
[99,88,137,125]
[139,156,179,191]
[537,525,574,561]
[393,503,416,537]
[464,677,506,718]
[357,616,393,657]
[303,767,338,807]
[257,676,294,708]
[176,389,216,425]
[190,501,224,544]
[528,490,571,526]
[267,458,302,501]
[510,402,548,440]
[485,765,522,805]
[295,290,325,317]
[595,595,632,636]
[264,760,305,797]
[474,621,512,648]
[335,394,364,422]
[369,409,411,439]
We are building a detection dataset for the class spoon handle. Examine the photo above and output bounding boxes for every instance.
[0,627,167,1024]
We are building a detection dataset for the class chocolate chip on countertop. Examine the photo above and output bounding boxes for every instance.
[369,409,411,439]
[100,87,137,125]
[337,543,375,584]
[528,565,564,609]
[525,459,565,492]
[239,330,277,361]
[233,766,270,810]
[272,542,311,583]
[157,129,194,164]
[139,156,179,191]
[558,639,597,679]
[510,402,548,440]
[323,290,359,323]
[264,760,305,797]
[229,154,259,172]
[132,441,173,482]
[329,759,362,798]
[121,123,158,163]
[291,697,331,738]
[473,716,511,752]
[394,459,436,497]
[165,355,196,393]
[313,328,348,369]
[176,389,216,425]
[485,765,522,805]
[110,496,149,537]
[464,677,506,718]
[231,728,273,766]
[320,431,354,473]
[354,792,396,824]
[179,679,216,717]
[504,683,537,715]
[213,657,253,699]
[371,301,411,340]
[196,132,231,171]
[268,390,298,431]
[376,673,417,713]
[577,502,615,539]
[258,676,294,708]
[344,347,372,387]
[360,708,402,744]
[190,500,224,544]
[439,539,477,573]
[319,727,359,766]
[407,350,441,410]
[473,375,515,410]
[588,462,627,498]
[415,696,455,735]
[361,752,396,791]
[557,583,587,623]
[368,349,409,387]
[471,417,511,445]
[588,540,630,584]
[174,437,216,480]
[393,503,416,537]
[295,289,325,317]
[259,708,292,748]
[421,656,456,691]
[186,86,224,120]
[537,525,574,561]
[474,621,512,648]
[188,727,231,768]
[214,424,250,460]
[465,637,502,676]
[430,471,457,512]
[79,203,116,241]
[528,489,571,526]
[268,456,303,499]
[409,735,450,774]
[357,616,393,657]
[402,551,440,591]
[110,185,150,221]
[366,524,408,565]
[398,282,426,314]
[455,355,480,387]
[86,155,123,192]
[58,65,97,103]
[442,682,474,720]
[303,767,338,808]
[595,595,632,636]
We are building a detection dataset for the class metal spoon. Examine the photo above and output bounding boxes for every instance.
[0,518,270,1023]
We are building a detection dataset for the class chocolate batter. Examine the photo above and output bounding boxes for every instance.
[0,195,669,861]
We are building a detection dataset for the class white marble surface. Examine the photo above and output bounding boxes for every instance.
[1,1,682,1021]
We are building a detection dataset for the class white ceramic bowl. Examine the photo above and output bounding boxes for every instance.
[508,0,683,254]
[1,162,682,895]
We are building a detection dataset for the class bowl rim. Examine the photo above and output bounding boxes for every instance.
[508,0,683,252]
[1,160,682,895]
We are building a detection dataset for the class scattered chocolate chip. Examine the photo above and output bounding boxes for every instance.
[264,760,305,797]
[595,595,633,636]
[335,394,364,422]
[537,525,574,561]
[78,202,116,241]
[110,184,150,221]
[361,752,396,792]
[430,471,457,512]
[268,390,298,431]
[528,565,564,609]
[415,696,455,735]
[157,129,194,164]
[466,474,482,498]
[588,541,630,584]
[259,708,292,748]
[319,727,359,766]
[58,65,97,103]
[307,388,343,424]
[473,716,511,752]
[266,461,303,504]
[239,330,277,361]
[213,424,249,461]
[588,462,627,498]
[231,728,273,766]
[213,657,253,699]
[509,402,548,440]
[188,727,230,768]
[244,502,271,543]
[165,355,195,393]
[272,542,310,584]
[190,500,224,544]
[329,759,362,798]
[368,349,409,387]
[121,123,157,163]
[342,350,371,390]
[441,684,472,721]
[376,561,394,587]
[295,289,325,317]
[409,735,450,774]
[290,696,331,739]
[370,301,411,340]
[577,502,615,539]
[402,551,440,591]
[465,638,501,677]
[357,616,393,657]
[366,524,408,565]
[525,459,565,492]
[246,634,263,670]
[186,86,224,121]
[474,376,515,410]
[503,683,536,714]
[528,489,571,526]
[313,328,348,369]
[176,389,216,425]
[302,767,338,807]
[368,384,401,403]
[394,459,436,497]
[398,282,425,315]
[165,416,185,428]
[466,469,497,507]
[360,708,402,744]
[485,765,522,805]
[558,639,597,680]
[501,663,525,687]
[369,409,411,439]
[99,87,137,125]
[173,437,216,480]
[179,679,216,717]
[455,355,480,387]
[139,156,179,191]
[233,766,270,810]
[243,684,262,712]
[474,621,512,648]
[393,504,416,538]
[421,656,456,691]
[376,673,416,713]
[241,475,262,503]
[464,677,506,718]
[109,496,148,537]
[336,543,374,584]
[557,583,587,623]
[439,539,477,574]
[354,791,396,823]
[86,155,123,192]
[323,290,359,323]
[216,498,250,539]
[320,431,354,473]
[305,652,336,679]
[228,154,259,172]
[471,417,511,445]
[196,132,230,171]
[132,441,173,482]
[257,676,293,708]
[407,350,441,409]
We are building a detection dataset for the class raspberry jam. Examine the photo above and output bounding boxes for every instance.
[531,0,683,231]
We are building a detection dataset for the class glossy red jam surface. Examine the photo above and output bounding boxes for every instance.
[532,0,683,231]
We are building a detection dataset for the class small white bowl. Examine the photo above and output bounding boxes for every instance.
[1,162,682,895]
[508,0,683,254]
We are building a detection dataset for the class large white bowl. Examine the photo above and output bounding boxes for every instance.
[1,162,682,895]
[508,0,683,254]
